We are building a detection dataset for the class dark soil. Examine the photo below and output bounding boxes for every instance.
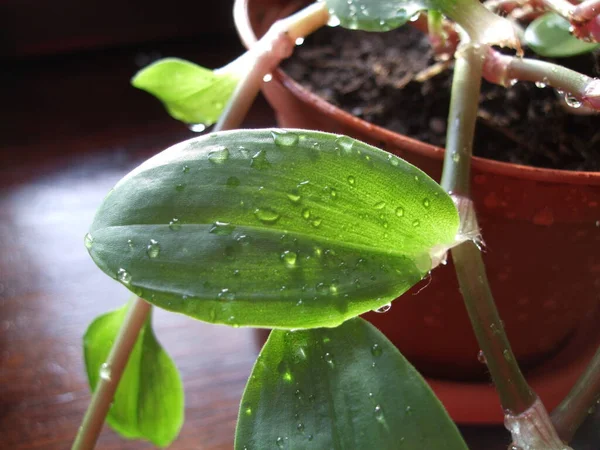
[283,25,600,171]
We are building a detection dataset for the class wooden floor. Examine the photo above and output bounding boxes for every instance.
[1,35,598,450]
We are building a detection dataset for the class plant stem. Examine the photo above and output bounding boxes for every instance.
[72,297,152,450]
[542,0,575,18]
[551,345,600,442]
[440,43,537,414]
[483,48,600,110]
[217,2,328,131]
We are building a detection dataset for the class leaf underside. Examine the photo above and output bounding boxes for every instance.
[83,301,184,447]
[524,12,600,57]
[87,129,459,329]
[235,317,469,450]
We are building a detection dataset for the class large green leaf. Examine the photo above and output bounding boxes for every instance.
[325,0,517,46]
[524,12,600,57]
[235,317,468,449]
[84,301,184,447]
[325,0,518,47]
[86,129,459,329]
[132,57,241,126]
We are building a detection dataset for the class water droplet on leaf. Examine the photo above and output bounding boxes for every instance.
[477,350,487,364]
[84,233,94,249]
[208,146,230,164]
[188,123,206,132]
[254,208,280,224]
[564,93,582,108]
[374,303,391,313]
[117,268,132,284]
[371,344,382,357]
[209,221,236,235]
[99,363,112,381]
[250,149,271,169]
[262,73,273,83]
[146,239,160,258]
[271,129,299,146]
[281,250,298,267]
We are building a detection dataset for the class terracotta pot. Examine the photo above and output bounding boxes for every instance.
[237,0,600,423]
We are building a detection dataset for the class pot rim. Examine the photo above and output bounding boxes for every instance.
[234,0,600,185]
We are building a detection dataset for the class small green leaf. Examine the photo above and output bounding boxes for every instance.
[132,57,241,126]
[235,318,468,449]
[86,129,459,329]
[525,12,600,57]
[84,301,184,447]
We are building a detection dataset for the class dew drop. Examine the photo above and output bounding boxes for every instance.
[262,73,273,83]
[452,152,460,163]
[169,218,181,231]
[281,250,298,267]
[295,37,305,46]
[187,123,206,132]
[412,219,421,227]
[297,422,305,432]
[335,135,355,152]
[507,78,518,87]
[146,239,160,258]
[271,129,299,146]
[99,363,112,381]
[374,201,386,210]
[282,371,293,382]
[324,352,334,367]
[84,233,94,249]
[477,350,487,364]
[503,349,513,362]
[182,165,190,173]
[327,14,341,27]
[311,217,323,227]
[250,149,272,169]
[371,343,383,357]
[564,93,582,108]
[209,221,236,235]
[276,436,285,448]
[254,208,280,224]
[508,445,523,450]
[287,191,301,203]
[374,405,384,422]
[422,198,431,208]
[374,303,391,313]
[208,146,230,164]
[347,175,356,186]
[294,389,303,400]
[127,239,134,249]
[117,268,132,284]
[330,188,338,199]
[302,208,311,219]
[535,81,547,88]
[244,405,252,416]
[395,206,405,217]
[218,288,235,301]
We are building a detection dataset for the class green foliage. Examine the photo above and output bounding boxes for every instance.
[84,301,184,447]
[86,129,459,329]
[525,12,600,57]
[324,0,516,47]
[132,58,240,126]
[235,317,469,449]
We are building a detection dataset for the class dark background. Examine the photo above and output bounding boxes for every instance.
[0,1,598,448]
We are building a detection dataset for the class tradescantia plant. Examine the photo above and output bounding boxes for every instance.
[73,0,600,449]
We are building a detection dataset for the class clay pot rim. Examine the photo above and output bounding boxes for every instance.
[234,0,600,186]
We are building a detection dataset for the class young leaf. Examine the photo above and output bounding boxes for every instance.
[324,0,518,47]
[84,301,184,447]
[235,317,468,449]
[86,129,459,329]
[132,57,242,126]
[524,12,600,57]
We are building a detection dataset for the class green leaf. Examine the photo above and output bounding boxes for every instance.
[132,57,241,126]
[524,12,600,57]
[84,301,184,447]
[86,129,459,329]
[235,317,468,449]
[325,0,517,47]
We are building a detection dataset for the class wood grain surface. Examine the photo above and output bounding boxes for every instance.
[1,33,597,450]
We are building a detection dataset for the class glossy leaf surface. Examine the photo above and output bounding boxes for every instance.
[84,302,184,447]
[324,0,517,47]
[524,12,599,57]
[132,57,240,126]
[235,318,468,449]
[87,129,459,329]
